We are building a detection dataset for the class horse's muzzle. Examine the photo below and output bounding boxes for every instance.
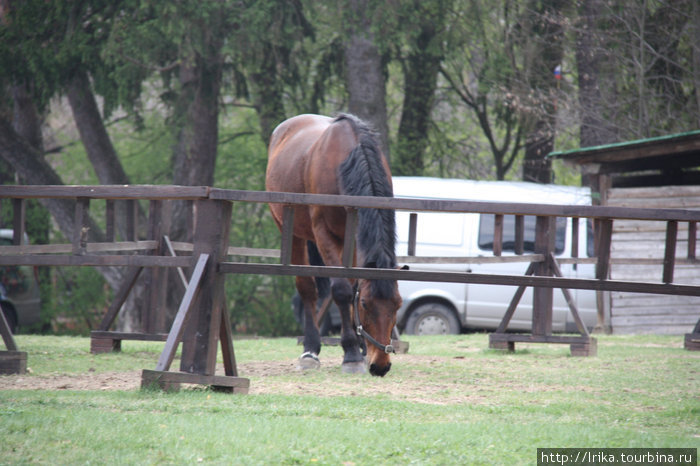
[369,362,391,377]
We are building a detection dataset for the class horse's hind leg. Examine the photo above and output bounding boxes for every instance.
[293,237,321,370]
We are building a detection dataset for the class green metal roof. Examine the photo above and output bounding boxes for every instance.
[548,129,700,159]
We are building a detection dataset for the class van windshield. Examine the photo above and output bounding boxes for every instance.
[478,214,566,255]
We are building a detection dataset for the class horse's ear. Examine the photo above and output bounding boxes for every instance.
[398,264,409,271]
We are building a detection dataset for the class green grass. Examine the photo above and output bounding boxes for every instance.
[1,334,698,465]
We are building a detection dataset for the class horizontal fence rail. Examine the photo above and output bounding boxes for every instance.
[0,184,698,361]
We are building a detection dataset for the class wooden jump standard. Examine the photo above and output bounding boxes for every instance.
[0,185,248,392]
[1,184,699,382]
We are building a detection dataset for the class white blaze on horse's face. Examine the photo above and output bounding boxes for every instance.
[357,280,402,377]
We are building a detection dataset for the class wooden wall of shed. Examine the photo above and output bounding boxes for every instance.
[607,185,700,334]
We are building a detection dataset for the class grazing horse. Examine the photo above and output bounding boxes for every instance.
[266,113,402,376]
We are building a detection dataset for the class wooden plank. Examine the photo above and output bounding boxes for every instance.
[126,200,137,241]
[219,304,237,377]
[0,241,158,255]
[397,254,545,264]
[155,253,209,372]
[219,261,700,297]
[279,205,294,266]
[489,333,592,345]
[141,369,249,393]
[688,222,697,260]
[532,216,555,336]
[514,215,524,255]
[12,198,24,245]
[180,199,232,376]
[91,331,169,341]
[596,218,613,280]
[164,235,189,292]
[105,199,115,242]
[342,208,358,267]
[494,262,536,333]
[493,214,503,257]
[97,266,144,331]
[0,306,18,351]
[73,197,89,255]
[548,253,589,337]
[0,351,27,374]
[0,184,210,200]
[407,213,418,256]
[0,255,192,267]
[209,188,700,222]
[662,220,678,283]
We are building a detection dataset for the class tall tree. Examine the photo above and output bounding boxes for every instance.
[340,0,390,158]
[440,0,526,180]
[514,0,568,183]
[574,0,616,147]
[393,0,452,176]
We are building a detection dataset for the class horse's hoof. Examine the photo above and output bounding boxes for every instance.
[297,352,320,371]
[341,361,367,375]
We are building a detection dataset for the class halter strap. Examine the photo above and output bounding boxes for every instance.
[353,287,395,354]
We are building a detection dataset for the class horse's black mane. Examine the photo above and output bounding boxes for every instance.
[335,113,397,299]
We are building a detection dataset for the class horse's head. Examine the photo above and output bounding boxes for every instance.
[356,277,402,377]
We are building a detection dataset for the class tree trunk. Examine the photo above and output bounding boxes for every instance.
[521,0,566,184]
[575,0,616,148]
[342,0,390,160]
[170,53,222,242]
[66,70,145,240]
[394,0,448,176]
[249,42,287,145]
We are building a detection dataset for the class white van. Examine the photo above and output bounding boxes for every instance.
[392,177,597,335]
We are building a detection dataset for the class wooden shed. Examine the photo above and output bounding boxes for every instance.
[549,130,700,334]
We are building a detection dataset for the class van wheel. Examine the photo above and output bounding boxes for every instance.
[1,302,17,334]
[404,302,460,335]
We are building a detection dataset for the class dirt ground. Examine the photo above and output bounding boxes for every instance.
[0,354,489,404]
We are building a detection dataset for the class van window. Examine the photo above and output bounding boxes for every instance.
[478,214,566,254]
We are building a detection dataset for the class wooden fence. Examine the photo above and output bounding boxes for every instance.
[0,185,699,387]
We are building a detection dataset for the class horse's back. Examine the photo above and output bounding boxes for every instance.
[266,114,332,193]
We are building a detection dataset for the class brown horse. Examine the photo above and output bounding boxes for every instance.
[266,113,402,376]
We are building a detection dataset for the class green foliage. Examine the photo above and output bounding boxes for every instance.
[44,268,112,335]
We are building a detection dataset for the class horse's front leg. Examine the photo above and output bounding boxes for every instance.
[331,277,366,374]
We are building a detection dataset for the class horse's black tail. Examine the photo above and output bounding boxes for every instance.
[335,114,397,298]
[307,240,330,300]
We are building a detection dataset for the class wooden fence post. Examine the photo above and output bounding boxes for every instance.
[532,216,555,336]
[179,198,232,376]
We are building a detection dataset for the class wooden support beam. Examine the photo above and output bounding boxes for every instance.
[156,253,209,372]
[688,222,697,260]
[342,208,358,267]
[280,205,294,266]
[548,253,589,337]
[96,267,144,333]
[662,220,678,284]
[73,198,89,255]
[12,198,25,245]
[532,216,555,336]
[595,218,613,280]
[514,215,524,255]
[494,262,536,334]
[180,199,233,377]
[407,213,418,256]
[493,214,503,256]
[126,199,138,241]
[105,199,115,242]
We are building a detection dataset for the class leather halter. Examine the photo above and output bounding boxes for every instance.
[353,286,395,354]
